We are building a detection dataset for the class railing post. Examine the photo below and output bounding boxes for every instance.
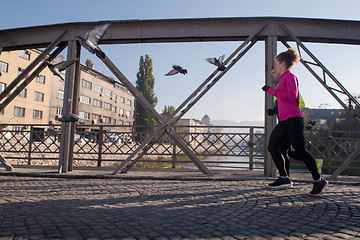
[327,130,332,174]
[172,141,177,168]
[249,127,254,170]
[27,126,33,165]
[97,126,104,167]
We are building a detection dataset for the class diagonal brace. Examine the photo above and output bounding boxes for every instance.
[280,24,360,119]
[100,55,213,175]
[0,42,67,112]
[0,31,67,105]
[0,154,12,171]
[110,25,265,175]
[329,146,360,180]
[120,39,258,174]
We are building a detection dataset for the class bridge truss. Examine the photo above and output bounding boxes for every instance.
[0,17,359,178]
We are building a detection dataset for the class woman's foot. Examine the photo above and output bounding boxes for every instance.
[268,177,293,188]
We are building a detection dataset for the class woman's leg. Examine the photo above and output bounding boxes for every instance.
[278,136,291,176]
[284,118,320,180]
[268,123,288,177]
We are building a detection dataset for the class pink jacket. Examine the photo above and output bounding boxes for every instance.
[267,70,303,121]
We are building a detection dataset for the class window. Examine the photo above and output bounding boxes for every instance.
[93,99,102,108]
[119,108,124,115]
[92,114,101,123]
[104,89,112,97]
[34,92,44,101]
[36,75,45,84]
[103,117,111,123]
[104,102,112,110]
[56,108,63,115]
[80,95,91,104]
[112,106,116,113]
[126,122,130,125]
[120,97,125,103]
[81,79,92,89]
[19,50,31,60]
[111,118,116,125]
[33,110,43,119]
[113,94,117,101]
[79,111,90,120]
[57,90,64,99]
[0,61,9,72]
[0,82,6,92]
[94,85,103,94]
[18,89,27,98]
[119,120,123,125]
[14,106,25,117]
[13,126,23,132]
[114,83,121,89]
[127,99,132,106]
[126,110,131,117]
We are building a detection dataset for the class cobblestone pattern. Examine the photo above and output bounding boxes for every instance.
[0,176,359,239]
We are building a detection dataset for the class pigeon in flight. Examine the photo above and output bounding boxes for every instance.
[206,55,226,71]
[165,65,188,76]
[46,60,78,81]
[56,113,85,124]
[77,23,110,59]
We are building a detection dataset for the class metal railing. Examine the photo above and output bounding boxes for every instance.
[73,125,266,170]
[0,124,265,170]
[0,124,358,175]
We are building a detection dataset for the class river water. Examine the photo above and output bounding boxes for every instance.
[181,155,264,171]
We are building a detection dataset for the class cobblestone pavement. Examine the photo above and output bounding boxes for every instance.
[0,176,359,240]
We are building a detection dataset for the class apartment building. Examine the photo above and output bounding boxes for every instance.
[0,49,52,129]
[0,51,135,132]
[177,118,209,147]
[178,116,224,147]
[49,56,135,131]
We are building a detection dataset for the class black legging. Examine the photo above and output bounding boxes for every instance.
[268,117,320,180]
[278,136,306,176]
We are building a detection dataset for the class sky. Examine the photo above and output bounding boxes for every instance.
[1,0,360,124]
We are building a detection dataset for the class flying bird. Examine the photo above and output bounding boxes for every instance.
[46,60,78,81]
[206,55,226,71]
[165,65,188,76]
[77,23,110,59]
[56,113,85,124]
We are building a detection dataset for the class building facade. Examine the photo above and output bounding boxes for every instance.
[0,50,135,132]
[178,115,224,147]
[49,56,135,130]
[0,49,52,129]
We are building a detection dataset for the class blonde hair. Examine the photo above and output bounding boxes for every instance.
[275,48,300,69]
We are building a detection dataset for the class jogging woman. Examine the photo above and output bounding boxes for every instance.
[262,48,328,196]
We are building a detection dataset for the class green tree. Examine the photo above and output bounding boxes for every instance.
[161,105,175,119]
[160,105,176,143]
[85,59,94,69]
[135,55,158,141]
